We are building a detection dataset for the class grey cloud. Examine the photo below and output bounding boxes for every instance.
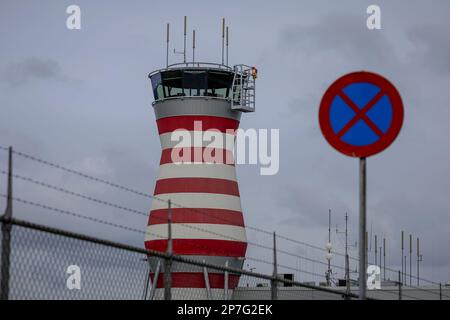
[277,183,350,229]
[2,57,68,85]
[407,24,450,74]
[281,13,398,67]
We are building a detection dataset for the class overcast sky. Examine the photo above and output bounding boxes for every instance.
[1,0,450,287]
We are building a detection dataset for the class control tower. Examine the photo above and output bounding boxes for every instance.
[145,18,257,299]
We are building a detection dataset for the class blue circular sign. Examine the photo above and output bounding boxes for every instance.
[319,71,404,158]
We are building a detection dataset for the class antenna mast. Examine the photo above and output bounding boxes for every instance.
[336,212,350,297]
[166,23,170,67]
[226,26,229,66]
[183,16,187,63]
[383,237,386,280]
[401,230,404,285]
[221,18,225,65]
[192,29,196,64]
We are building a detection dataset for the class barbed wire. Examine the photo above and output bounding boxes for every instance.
[1,171,150,218]
[2,182,347,279]
[4,148,347,254]
[0,194,153,238]
[0,148,351,271]
[0,146,444,288]
[2,192,335,284]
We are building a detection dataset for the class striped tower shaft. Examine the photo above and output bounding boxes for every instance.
[144,98,247,299]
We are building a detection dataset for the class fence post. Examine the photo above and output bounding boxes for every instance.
[224,260,229,300]
[271,232,278,300]
[164,200,172,300]
[1,146,13,301]
[398,270,402,300]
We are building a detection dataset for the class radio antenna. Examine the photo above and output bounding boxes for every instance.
[221,18,225,65]
[226,26,229,66]
[183,16,187,63]
[192,29,196,64]
[166,23,170,67]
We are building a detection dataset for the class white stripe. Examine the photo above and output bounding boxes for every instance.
[158,163,237,181]
[145,223,247,242]
[151,192,242,211]
[159,131,235,151]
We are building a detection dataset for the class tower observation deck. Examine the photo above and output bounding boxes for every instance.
[150,62,256,112]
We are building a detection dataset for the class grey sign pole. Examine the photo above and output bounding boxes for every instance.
[358,157,367,300]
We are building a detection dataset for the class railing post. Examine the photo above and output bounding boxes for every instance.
[164,200,172,300]
[271,232,278,300]
[1,146,13,300]
[398,270,402,300]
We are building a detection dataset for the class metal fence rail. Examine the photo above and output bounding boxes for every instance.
[0,216,364,300]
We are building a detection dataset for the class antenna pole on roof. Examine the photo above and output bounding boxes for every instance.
[221,18,225,65]
[183,16,187,64]
[226,26,229,66]
[192,29,196,65]
[166,23,170,67]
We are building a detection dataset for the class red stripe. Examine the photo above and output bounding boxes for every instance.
[150,272,240,289]
[148,208,245,227]
[145,239,247,257]
[157,116,240,135]
[154,178,240,196]
[160,147,235,165]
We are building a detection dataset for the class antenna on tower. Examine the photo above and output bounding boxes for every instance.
[183,16,187,63]
[174,17,188,63]
[166,23,170,67]
[226,26,229,66]
[192,29,196,64]
[221,18,225,65]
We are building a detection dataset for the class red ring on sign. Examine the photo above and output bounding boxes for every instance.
[319,71,404,158]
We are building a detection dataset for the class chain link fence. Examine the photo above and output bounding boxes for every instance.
[0,217,365,300]
[2,216,448,300]
[0,146,449,300]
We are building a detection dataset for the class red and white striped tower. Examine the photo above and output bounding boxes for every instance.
[145,62,256,299]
